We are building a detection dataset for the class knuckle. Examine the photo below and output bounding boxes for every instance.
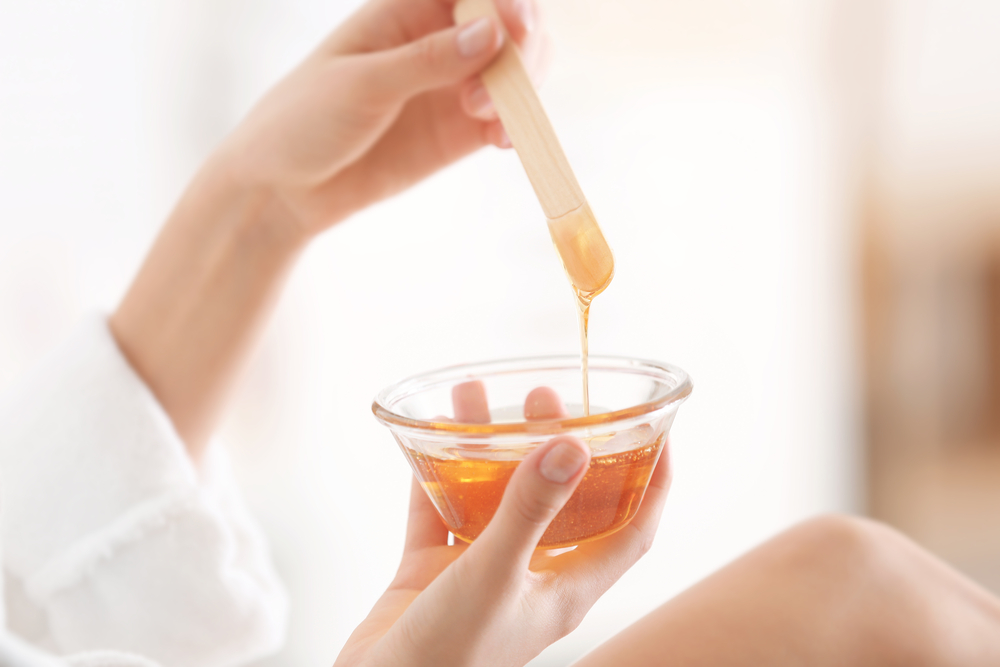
[556,604,586,639]
[626,522,655,560]
[549,591,588,639]
[409,36,441,70]
[637,528,656,557]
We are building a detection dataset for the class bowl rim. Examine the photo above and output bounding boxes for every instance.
[372,354,693,437]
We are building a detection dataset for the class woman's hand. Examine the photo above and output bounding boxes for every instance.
[224,0,550,238]
[113,0,549,455]
[335,384,672,667]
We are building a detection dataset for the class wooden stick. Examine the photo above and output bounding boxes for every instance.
[455,0,583,219]
[454,0,614,295]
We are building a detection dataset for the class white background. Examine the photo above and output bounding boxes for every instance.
[0,0,886,664]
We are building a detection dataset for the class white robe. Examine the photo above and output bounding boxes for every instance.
[0,317,288,666]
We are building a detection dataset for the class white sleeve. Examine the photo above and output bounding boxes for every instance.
[0,630,158,667]
[0,316,288,667]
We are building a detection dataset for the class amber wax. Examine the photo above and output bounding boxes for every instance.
[406,433,664,549]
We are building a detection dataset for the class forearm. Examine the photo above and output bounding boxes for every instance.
[107,0,527,460]
[110,152,306,459]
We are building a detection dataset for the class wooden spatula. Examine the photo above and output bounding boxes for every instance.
[454,0,614,298]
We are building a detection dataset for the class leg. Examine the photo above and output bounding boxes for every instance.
[574,515,1000,667]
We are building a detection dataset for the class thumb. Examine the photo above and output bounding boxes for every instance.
[367,17,503,102]
[470,435,591,572]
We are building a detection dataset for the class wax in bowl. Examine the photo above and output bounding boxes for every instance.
[373,356,691,549]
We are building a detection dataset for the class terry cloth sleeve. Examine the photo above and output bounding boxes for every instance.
[0,629,160,667]
[0,315,288,667]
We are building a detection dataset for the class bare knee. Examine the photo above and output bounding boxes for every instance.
[766,515,993,665]
[774,514,897,576]
[736,515,909,634]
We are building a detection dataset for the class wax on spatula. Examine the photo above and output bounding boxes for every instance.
[547,202,614,298]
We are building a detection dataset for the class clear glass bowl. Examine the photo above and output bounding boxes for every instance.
[373,355,692,549]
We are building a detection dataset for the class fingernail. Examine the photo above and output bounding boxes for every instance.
[457,17,496,58]
[515,0,535,33]
[497,128,512,148]
[468,84,494,116]
[539,440,588,484]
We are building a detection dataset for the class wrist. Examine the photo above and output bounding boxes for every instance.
[214,123,349,241]
[202,145,313,253]
[112,148,308,457]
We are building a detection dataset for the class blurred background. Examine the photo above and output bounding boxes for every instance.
[1,0,999,664]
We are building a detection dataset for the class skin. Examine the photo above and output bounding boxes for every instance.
[576,516,1000,667]
[110,0,548,457]
[103,0,1000,664]
[336,383,673,667]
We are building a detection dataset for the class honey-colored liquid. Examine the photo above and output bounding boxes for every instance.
[407,433,663,549]
[576,291,593,416]
[547,202,613,417]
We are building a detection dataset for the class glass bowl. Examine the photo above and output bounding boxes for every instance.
[373,355,692,549]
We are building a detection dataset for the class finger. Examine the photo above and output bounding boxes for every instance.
[366,18,504,103]
[520,26,552,89]
[452,380,491,423]
[458,26,548,121]
[524,386,569,420]
[477,0,536,45]
[298,90,496,226]
[324,0,535,56]
[460,79,497,120]
[404,476,451,553]
[555,439,673,597]
[455,0,543,122]
[322,0,454,55]
[467,435,591,576]
[483,120,511,148]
